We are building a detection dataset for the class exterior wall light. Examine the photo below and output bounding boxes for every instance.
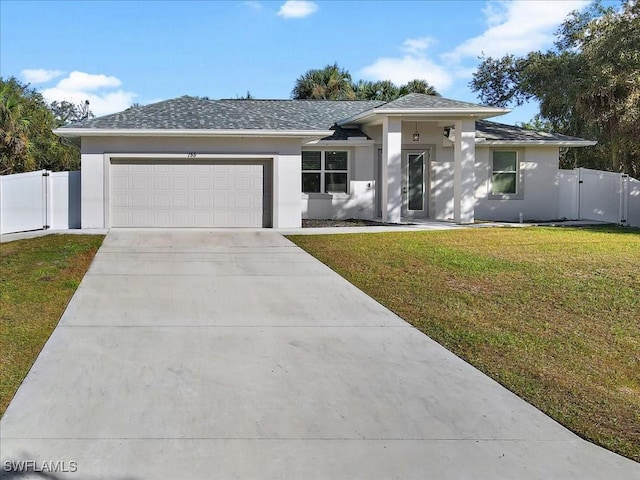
[413,122,420,142]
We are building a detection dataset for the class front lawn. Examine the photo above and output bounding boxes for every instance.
[288,226,640,462]
[0,234,104,416]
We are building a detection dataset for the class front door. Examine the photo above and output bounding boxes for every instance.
[402,150,429,218]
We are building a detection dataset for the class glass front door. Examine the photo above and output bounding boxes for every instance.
[403,151,428,217]
[407,153,425,211]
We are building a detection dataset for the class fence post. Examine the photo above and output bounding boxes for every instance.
[621,174,629,225]
[0,174,3,235]
[576,168,583,220]
[42,170,51,229]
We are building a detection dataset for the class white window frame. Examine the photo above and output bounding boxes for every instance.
[489,149,523,200]
[302,150,349,195]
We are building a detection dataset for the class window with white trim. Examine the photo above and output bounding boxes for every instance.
[302,150,348,194]
[491,150,518,195]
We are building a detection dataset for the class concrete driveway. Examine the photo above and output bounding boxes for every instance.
[1,229,638,479]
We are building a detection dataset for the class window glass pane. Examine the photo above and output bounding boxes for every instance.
[408,154,424,211]
[325,151,348,170]
[493,151,517,172]
[493,173,517,194]
[302,151,321,170]
[302,172,321,193]
[325,172,347,193]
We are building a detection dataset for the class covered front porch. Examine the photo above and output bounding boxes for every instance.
[376,117,476,224]
[336,93,507,225]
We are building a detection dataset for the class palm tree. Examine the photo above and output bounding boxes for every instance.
[292,63,356,100]
[373,80,400,101]
[352,80,377,100]
[400,79,440,96]
[352,80,401,101]
[0,78,32,173]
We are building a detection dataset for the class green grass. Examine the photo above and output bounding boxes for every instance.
[0,234,104,416]
[288,226,640,462]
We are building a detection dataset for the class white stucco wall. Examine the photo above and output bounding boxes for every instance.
[80,136,303,229]
[301,144,376,220]
[80,129,568,227]
[365,122,455,221]
[474,146,561,222]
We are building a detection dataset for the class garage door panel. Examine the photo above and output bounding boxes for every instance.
[194,194,211,208]
[213,212,230,227]
[213,194,229,207]
[131,195,149,208]
[152,195,170,208]
[194,164,213,174]
[130,165,149,173]
[194,178,210,190]
[153,177,170,190]
[131,177,149,191]
[111,160,270,228]
[213,177,229,190]
[171,164,190,173]
[172,177,189,190]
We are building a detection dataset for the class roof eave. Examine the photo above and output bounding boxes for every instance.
[478,139,598,147]
[304,138,375,147]
[337,107,510,126]
[53,128,335,138]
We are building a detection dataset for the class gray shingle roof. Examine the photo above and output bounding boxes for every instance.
[59,94,593,145]
[321,126,371,141]
[67,96,384,130]
[378,92,489,110]
[475,120,593,143]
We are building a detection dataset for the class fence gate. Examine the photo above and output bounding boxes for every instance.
[578,168,628,225]
[0,170,51,235]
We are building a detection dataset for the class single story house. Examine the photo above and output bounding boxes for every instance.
[54,93,595,229]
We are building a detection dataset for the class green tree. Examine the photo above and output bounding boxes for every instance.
[353,79,439,100]
[293,64,439,101]
[49,100,93,126]
[399,79,439,96]
[292,63,356,100]
[0,77,80,175]
[1,78,36,173]
[471,0,640,177]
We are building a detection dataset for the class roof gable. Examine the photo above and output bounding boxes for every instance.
[378,93,488,110]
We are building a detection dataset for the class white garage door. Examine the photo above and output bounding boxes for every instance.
[110,159,271,227]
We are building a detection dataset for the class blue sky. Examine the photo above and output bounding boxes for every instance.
[1,0,596,124]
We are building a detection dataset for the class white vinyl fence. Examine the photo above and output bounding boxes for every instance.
[557,168,640,227]
[0,170,81,235]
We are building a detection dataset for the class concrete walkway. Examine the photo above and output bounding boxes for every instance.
[1,229,637,479]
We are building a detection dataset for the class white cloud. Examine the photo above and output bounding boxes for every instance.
[360,35,452,90]
[277,0,318,18]
[244,1,262,11]
[57,71,121,91]
[446,0,590,61]
[360,56,453,91]
[41,71,136,117]
[482,1,508,27]
[21,69,64,84]
[402,36,436,55]
[360,0,591,95]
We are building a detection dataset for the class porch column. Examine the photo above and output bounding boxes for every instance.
[381,117,402,223]
[453,119,476,224]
